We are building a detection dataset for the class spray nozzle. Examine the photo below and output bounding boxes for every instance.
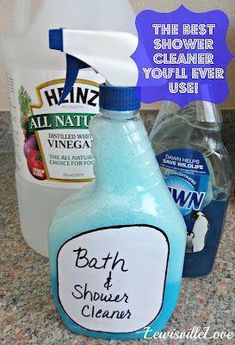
[49,28,138,104]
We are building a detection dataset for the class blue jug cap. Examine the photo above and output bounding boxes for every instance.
[99,84,141,111]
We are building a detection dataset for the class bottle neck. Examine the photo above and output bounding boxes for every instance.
[99,109,139,121]
[89,109,162,193]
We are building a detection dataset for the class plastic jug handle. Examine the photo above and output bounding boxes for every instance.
[14,0,33,33]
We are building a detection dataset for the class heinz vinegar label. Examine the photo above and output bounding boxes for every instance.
[8,68,103,185]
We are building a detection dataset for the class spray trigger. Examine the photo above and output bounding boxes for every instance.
[49,28,139,103]
[59,54,89,105]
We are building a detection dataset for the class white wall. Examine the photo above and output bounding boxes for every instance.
[0,0,234,110]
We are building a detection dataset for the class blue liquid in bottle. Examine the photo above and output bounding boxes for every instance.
[151,101,232,277]
[49,86,186,340]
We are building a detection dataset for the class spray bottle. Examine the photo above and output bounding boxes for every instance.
[150,101,231,277]
[48,29,186,340]
[0,0,136,257]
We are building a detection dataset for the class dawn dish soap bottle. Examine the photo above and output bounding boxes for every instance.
[150,101,232,277]
[48,29,186,340]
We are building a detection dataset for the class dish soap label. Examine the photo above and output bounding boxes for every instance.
[57,225,169,333]
[157,148,210,252]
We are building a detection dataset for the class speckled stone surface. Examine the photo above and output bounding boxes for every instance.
[0,112,234,345]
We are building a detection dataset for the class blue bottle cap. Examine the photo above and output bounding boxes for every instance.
[99,84,141,111]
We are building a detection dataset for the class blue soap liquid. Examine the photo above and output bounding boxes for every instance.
[49,109,186,340]
[151,101,232,278]
[183,197,229,277]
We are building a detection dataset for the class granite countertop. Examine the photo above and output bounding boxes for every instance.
[0,112,235,345]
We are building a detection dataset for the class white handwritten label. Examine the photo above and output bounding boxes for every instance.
[57,225,169,333]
